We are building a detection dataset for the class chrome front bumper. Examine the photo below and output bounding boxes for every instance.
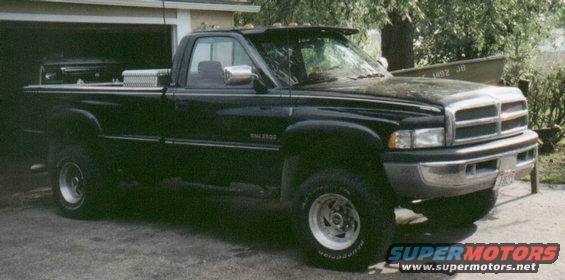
[383,130,538,199]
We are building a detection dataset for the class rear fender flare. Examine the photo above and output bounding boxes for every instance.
[47,108,103,144]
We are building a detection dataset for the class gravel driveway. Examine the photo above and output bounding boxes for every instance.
[0,160,563,280]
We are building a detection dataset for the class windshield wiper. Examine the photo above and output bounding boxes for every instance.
[355,72,385,79]
[293,77,338,87]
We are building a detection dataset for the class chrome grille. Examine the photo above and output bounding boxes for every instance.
[455,105,497,121]
[446,93,528,145]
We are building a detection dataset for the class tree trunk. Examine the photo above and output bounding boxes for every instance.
[381,11,415,71]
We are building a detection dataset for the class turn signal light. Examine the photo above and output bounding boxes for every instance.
[388,132,397,149]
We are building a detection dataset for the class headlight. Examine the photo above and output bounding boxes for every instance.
[388,128,445,149]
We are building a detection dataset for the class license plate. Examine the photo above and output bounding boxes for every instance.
[495,171,515,188]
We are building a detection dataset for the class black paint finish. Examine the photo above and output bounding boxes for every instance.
[19,29,503,193]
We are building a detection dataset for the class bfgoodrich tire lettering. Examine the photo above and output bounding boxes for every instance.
[292,169,395,270]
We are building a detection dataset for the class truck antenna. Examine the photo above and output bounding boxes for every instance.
[287,32,293,103]
[161,0,166,25]
[161,0,173,65]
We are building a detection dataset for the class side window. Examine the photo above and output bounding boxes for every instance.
[187,37,254,88]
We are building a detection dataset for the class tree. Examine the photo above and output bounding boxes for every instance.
[235,0,390,41]
[413,0,561,66]
[236,0,562,69]
[381,11,414,70]
[235,0,418,69]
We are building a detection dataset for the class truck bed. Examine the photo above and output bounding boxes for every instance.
[19,82,165,158]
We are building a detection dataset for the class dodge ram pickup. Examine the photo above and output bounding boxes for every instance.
[20,26,538,269]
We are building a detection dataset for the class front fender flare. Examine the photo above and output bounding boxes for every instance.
[279,120,385,201]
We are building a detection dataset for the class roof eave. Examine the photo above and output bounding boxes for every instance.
[30,0,261,13]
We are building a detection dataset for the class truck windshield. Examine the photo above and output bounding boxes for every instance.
[248,33,390,87]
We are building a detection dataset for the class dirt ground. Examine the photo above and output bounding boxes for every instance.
[0,159,563,280]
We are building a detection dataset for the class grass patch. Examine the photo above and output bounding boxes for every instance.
[522,139,565,184]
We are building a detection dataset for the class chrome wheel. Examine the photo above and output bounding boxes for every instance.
[308,193,361,250]
[58,162,84,204]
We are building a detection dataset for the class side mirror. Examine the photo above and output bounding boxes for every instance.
[224,65,257,86]
[377,57,389,70]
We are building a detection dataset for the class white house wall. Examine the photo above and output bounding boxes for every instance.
[190,10,234,32]
[0,2,178,25]
[0,1,250,53]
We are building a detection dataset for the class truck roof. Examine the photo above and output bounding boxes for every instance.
[193,25,359,36]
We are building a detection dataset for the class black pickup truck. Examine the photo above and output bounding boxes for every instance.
[20,26,538,269]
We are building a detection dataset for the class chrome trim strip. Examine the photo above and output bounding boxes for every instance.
[501,110,528,121]
[28,90,163,96]
[24,84,161,92]
[516,158,536,168]
[500,126,528,136]
[421,144,538,167]
[164,138,280,151]
[445,106,456,146]
[102,135,161,143]
[455,116,499,128]
[495,102,503,136]
[173,93,280,98]
[449,130,538,155]
[101,135,280,151]
[453,128,529,146]
[452,133,500,144]
[22,129,46,135]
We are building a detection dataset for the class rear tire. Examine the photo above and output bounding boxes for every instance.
[419,188,498,226]
[291,169,395,270]
[49,144,111,219]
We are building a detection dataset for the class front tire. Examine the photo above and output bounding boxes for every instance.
[292,169,395,270]
[49,144,110,218]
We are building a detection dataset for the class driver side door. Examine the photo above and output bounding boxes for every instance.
[166,35,289,188]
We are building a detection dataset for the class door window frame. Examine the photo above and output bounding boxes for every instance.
[176,32,279,90]
[186,36,254,89]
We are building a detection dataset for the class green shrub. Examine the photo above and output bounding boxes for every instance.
[505,63,565,130]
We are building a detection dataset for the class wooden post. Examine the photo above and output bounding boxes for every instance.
[520,79,537,194]
[518,79,530,97]
[530,161,539,194]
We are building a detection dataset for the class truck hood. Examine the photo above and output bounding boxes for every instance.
[296,77,523,107]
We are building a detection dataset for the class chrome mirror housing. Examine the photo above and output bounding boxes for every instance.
[224,65,257,86]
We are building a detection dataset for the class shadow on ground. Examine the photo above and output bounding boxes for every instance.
[0,156,475,274]
[2,178,477,256]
